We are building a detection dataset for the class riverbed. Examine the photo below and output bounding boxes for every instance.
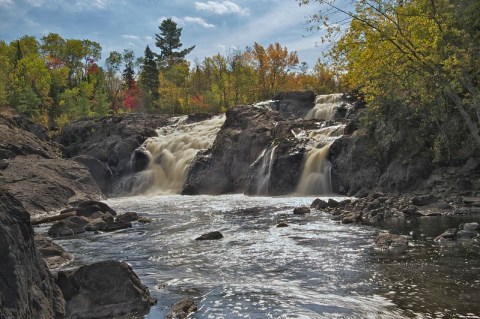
[51,195,480,318]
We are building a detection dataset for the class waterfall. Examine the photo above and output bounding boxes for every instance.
[255,145,278,195]
[305,93,344,121]
[129,115,225,195]
[297,94,345,195]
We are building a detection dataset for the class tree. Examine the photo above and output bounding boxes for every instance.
[122,49,136,89]
[155,18,195,69]
[139,45,159,101]
[299,0,480,150]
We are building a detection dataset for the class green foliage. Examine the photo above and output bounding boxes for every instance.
[155,18,195,69]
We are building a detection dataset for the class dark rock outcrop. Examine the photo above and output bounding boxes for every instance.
[0,114,104,216]
[58,113,169,193]
[48,216,90,238]
[0,190,65,318]
[57,260,156,318]
[195,231,224,241]
[73,155,113,194]
[272,91,315,117]
[167,297,197,319]
[293,206,311,215]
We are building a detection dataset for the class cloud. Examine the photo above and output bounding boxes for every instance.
[0,0,13,7]
[121,34,141,40]
[158,16,214,29]
[195,1,249,15]
[184,16,215,28]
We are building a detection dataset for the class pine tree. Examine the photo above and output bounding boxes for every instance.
[155,18,195,69]
[139,45,159,100]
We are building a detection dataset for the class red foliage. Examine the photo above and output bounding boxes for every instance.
[190,93,208,109]
[122,81,141,110]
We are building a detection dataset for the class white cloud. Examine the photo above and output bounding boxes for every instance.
[0,0,13,7]
[26,0,45,7]
[75,0,108,10]
[195,1,249,15]
[145,36,153,41]
[121,34,140,40]
[184,16,215,28]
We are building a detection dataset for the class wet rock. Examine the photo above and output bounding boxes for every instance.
[293,206,311,215]
[456,230,478,240]
[272,91,315,117]
[196,231,223,241]
[57,260,156,318]
[462,222,480,231]
[166,297,197,319]
[0,190,65,318]
[276,222,289,227]
[310,198,328,210]
[403,205,419,217]
[132,147,150,173]
[327,198,339,208]
[341,212,361,224]
[411,194,437,206]
[463,197,480,207]
[84,218,108,232]
[48,216,90,238]
[435,228,458,241]
[0,159,8,169]
[34,235,73,269]
[100,220,132,232]
[374,233,409,254]
[138,217,153,223]
[116,211,140,223]
[74,200,117,216]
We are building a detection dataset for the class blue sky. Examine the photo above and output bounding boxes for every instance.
[0,0,328,68]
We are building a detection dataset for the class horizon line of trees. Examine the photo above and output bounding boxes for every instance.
[0,18,343,128]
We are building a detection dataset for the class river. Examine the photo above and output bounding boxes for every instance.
[51,194,480,318]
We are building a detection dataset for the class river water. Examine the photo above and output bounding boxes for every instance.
[52,195,480,318]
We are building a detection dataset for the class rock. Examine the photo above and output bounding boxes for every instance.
[196,231,223,241]
[56,260,156,318]
[272,91,315,117]
[435,228,458,241]
[411,194,437,206]
[116,211,140,223]
[138,217,153,223]
[73,155,113,194]
[132,147,150,173]
[58,113,169,194]
[100,220,132,232]
[84,218,108,231]
[276,222,289,227]
[374,233,409,254]
[456,230,478,240]
[48,216,90,238]
[293,206,311,215]
[311,198,328,210]
[74,200,117,215]
[327,198,339,208]
[403,205,419,217]
[0,159,8,169]
[462,222,480,231]
[34,235,73,269]
[167,297,197,319]
[341,212,361,224]
[0,189,65,318]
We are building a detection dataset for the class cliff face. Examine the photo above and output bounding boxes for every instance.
[0,189,65,319]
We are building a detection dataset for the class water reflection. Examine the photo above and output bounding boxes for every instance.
[45,195,480,318]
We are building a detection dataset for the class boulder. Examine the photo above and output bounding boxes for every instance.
[56,260,156,318]
[116,211,140,223]
[374,233,409,254]
[435,228,458,242]
[132,147,150,173]
[48,216,89,238]
[0,190,65,318]
[195,231,224,241]
[311,198,328,210]
[167,297,197,319]
[34,235,73,269]
[411,194,437,206]
[0,159,8,169]
[293,206,311,215]
[100,220,132,232]
[272,91,315,118]
[276,222,289,227]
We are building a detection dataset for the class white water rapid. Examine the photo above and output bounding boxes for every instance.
[130,115,225,195]
[305,93,344,121]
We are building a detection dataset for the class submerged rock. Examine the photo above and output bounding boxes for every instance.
[116,211,140,223]
[196,231,224,241]
[48,216,90,238]
[57,260,156,318]
[167,297,197,319]
[374,233,409,254]
[276,222,289,227]
[293,206,311,215]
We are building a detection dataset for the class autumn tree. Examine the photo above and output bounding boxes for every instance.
[299,0,480,161]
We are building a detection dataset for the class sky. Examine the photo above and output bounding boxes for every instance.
[0,0,329,68]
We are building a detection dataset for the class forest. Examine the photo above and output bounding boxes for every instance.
[0,18,340,128]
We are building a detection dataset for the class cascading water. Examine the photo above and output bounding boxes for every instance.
[305,93,344,121]
[255,145,278,195]
[297,94,346,195]
[129,115,225,195]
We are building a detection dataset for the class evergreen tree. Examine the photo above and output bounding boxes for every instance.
[122,49,135,89]
[155,18,195,69]
[139,45,159,100]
